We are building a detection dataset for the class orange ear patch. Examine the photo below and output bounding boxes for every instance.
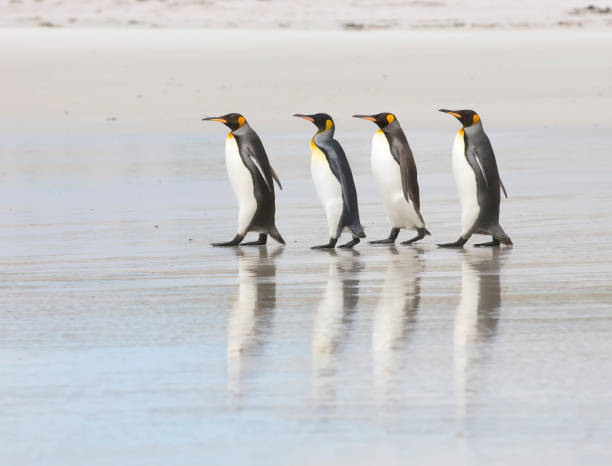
[325,119,333,131]
[472,114,480,125]
[238,116,245,127]
[386,114,395,124]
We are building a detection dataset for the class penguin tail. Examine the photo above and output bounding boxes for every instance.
[416,212,430,236]
[492,225,513,245]
[352,224,366,239]
[269,226,285,245]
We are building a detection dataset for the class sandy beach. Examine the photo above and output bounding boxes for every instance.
[2,0,612,29]
[1,27,612,465]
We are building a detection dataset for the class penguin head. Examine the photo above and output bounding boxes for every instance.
[202,113,247,131]
[439,109,481,127]
[352,112,397,129]
[293,113,335,133]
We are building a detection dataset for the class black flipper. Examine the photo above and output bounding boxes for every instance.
[500,178,508,198]
[315,136,365,239]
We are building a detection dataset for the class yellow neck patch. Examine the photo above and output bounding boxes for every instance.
[238,116,245,127]
[386,114,395,124]
[310,138,326,159]
[458,128,464,136]
[325,119,333,131]
[472,114,480,125]
[227,132,234,139]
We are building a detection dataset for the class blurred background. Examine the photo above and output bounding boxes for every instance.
[2,0,612,29]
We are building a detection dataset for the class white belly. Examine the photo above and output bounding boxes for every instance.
[225,134,257,235]
[451,131,479,237]
[310,143,343,238]
[371,131,422,229]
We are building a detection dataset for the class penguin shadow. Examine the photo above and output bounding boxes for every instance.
[312,249,363,407]
[372,245,424,406]
[453,247,509,419]
[227,245,283,406]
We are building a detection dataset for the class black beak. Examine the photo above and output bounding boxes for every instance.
[438,109,462,118]
[202,116,227,123]
[352,114,377,121]
[293,114,314,122]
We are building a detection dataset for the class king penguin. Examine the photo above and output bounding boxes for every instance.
[293,113,366,249]
[202,113,284,246]
[353,112,430,245]
[438,109,512,248]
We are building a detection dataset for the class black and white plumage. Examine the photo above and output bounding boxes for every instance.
[294,113,365,249]
[354,112,430,245]
[203,113,284,246]
[438,109,512,248]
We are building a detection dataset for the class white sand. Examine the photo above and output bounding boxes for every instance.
[2,28,612,137]
[1,0,612,29]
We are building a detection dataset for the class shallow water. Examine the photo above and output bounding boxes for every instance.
[2,30,612,465]
[2,125,611,465]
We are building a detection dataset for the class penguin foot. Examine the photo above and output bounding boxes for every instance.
[211,234,244,247]
[338,237,360,249]
[474,239,500,248]
[241,234,268,246]
[311,238,338,250]
[401,228,427,245]
[368,228,399,245]
[437,237,467,248]
[368,238,395,245]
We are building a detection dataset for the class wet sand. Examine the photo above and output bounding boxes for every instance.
[1,29,612,465]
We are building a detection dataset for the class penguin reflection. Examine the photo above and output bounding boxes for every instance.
[227,246,281,403]
[372,246,423,404]
[453,249,506,418]
[313,251,362,405]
